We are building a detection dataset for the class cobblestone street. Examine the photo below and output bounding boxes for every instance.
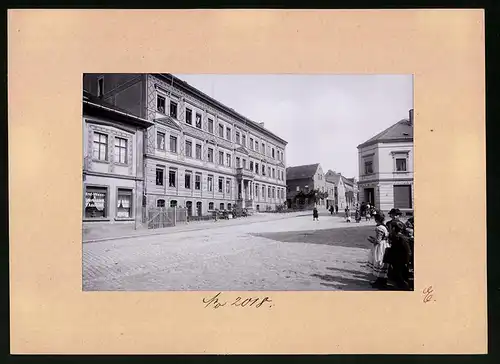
[83,212,377,291]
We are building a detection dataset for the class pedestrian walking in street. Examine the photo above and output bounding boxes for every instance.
[313,206,319,221]
[355,206,361,223]
[365,203,371,221]
[367,212,390,289]
[345,206,351,222]
[335,204,339,215]
[329,205,334,215]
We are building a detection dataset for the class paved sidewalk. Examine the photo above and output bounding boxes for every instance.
[83,211,311,243]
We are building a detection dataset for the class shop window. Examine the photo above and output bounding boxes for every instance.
[116,189,132,218]
[84,186,107,218]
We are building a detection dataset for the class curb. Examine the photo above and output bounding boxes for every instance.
[83,212,311,244]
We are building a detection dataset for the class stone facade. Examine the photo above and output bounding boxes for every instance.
[83,73,288,216]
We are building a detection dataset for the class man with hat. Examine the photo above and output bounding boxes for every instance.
[386,208,403,233]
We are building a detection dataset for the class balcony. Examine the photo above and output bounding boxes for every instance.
[236,167,255,180]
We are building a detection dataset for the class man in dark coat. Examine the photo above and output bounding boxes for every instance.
[335,204,338,214]
[386,208,404,233]
[387,219,411,290]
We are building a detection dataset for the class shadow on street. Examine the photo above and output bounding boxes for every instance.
[251,225,374,249]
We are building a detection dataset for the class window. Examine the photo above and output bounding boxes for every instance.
[185,108,192,125]
[116,189,132,218]
[250,161,254,172]
[208,148,214,162]
[185,140,192,157]
[242,134,246,147]
[272,168,275,178]
[242,159,247,169]
[262,186,266,199]
[227,203,232,210]
[195,113,202,128]
[113,137,128,164]
[168,169,176,187]
[364,160,373,174]
[226,127,231,141]
[256,184,259,198]
[157,199,165,208]
[261,143,265,154]
[185,172,192,189]
[272,187,276,198]
[170,101,177,118]
[236,157,240,168]
[84,186,107,218]
[396,158,407,172]
[156,168,164,186]
[170,200,178,208]
[208,176,213,192]
[92,132,108,161]
[226,179,231,194]
[218,124,224,137]
[394,185,412,209]
[255,141,259,150]
[195,144,202,160]
[97,77,104,97]
[209,202,214,210]
[218,151,224,165]
[208,119,214,133]
[281,171,284,180]
[272,148,275,158]
[218,177,224,193]
[235,131,240,144]
[250,138,254,150]
[268,187,271,198]
[195,174,201,190]
[226,153,231,167]
[220,203,224,210]
[262,165,265,175]
[268,167,271,176]
[170,136,177,153]
[255,163,259,174]
[157,132,165,150]
[157,94,166,113]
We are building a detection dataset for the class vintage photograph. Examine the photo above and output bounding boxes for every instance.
[82,73,414,291]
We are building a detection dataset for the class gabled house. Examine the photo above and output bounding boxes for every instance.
[357,109,414,214]
[286,163,327,208]
[324,170,357,209]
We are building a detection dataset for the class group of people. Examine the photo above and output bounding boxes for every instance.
[367,208,414,290]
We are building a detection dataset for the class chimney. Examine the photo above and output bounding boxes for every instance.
[409,109,414,125]
[259,122,265,128]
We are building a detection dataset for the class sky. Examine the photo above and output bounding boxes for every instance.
[175,74,413,179]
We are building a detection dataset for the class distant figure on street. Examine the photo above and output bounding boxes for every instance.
[345,206,351,222]
[313,206,319,221]
[355,206,361,223]
[329,205,334,215]
[365,203,372,221]
[335,204,339,214]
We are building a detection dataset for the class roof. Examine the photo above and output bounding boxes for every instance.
[155,74,288,146]
[83,91,154,129]
[286,163,320,180]
[357,118,413,149]
[325,170,341,184]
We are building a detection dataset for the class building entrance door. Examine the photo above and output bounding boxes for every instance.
[365,188,375,206]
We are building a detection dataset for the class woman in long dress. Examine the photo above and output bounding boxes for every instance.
[367,212,390,289]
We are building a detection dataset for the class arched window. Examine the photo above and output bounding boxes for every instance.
[170,200,177,208]
[196,201,202,216]
[208,202,214,210]
[227,203,232,210]
[219,203,224,210]
[156,199,165,208]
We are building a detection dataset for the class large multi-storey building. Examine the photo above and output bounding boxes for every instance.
[83,74,288,216]
[357,109,414,214]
